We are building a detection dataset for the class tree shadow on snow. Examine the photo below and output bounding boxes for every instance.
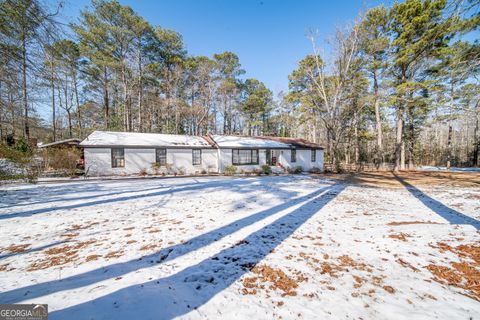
[0,179,324,303]
[394,173,480,230]
[48,182,346,319]
[0,177,290,221]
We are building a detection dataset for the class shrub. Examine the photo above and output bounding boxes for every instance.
[254,168,262,176]
[243,170,253,176]
[288,166,303,174]
[201,169,207,175]
[294,166,303,174]
[139,168,148,176]
[224,165,237,176]
[41,148,82,177]
[261,165,272,175]
[15,137,30,153]
[0,143,31,164]
[309,167,322,174]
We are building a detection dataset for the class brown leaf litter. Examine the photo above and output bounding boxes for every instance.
[427,242,480,301]
[2,244,31,253]
[67,221,100,231]
[241,264,307,297]
[105,250,124,259]
[27,240,97,271]
[388,233,411,241]
[387,221,441,226]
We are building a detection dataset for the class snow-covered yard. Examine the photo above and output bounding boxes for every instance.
[0,173,479,319]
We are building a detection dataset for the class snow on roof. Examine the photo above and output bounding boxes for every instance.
[37,138,81,148]
[211,135,291,148]
[80,131,212,147]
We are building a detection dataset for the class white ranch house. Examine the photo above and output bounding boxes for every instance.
[80,131,324,176]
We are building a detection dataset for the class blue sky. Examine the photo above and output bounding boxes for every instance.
[57,0,391,96]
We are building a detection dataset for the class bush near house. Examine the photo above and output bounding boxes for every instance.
[288,166,303,174]
[309,167,322,174]
[261,165,272,175]
[224,165,237,176]
[40,148,82,177]
[0,139,32,165]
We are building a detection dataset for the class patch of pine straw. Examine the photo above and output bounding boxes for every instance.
[388,233,411,241]
[67,221,100,231]
[2,244,31,253]
[241,265,307,297]
[85,254,102,262]
[396,258,420,272]
[139,244,159,251]
[28,240,97,271]
[387,221,441,226]
[300,253,397,296]
[105,250,124,259]
[0,263,10,271]
[427,242,480,301]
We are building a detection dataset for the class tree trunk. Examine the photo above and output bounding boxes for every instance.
[395,107,404,171]
[122,64,130,132]
[373,71,383,165]
[354,115,360,164]
[447,124,452,169]
[21,32,29,139]
[51,73,56,142]
[64,72,69,137]
[103,67,109,130]
[73,72,81,137]
[68,111,72,138]
[137,44,143,132]
[474,105,479,167]
[407,107,415,170]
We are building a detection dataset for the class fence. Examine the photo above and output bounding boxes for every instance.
[324,162,395,173]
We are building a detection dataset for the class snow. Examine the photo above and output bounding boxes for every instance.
[0,175,479,319]
[37,138,81,148]
[79,132,306,149]
[80,131,212,147]
[0,158,27,176]
[212,135,291,148]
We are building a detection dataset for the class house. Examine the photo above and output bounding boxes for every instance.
[80,131,324,176]
[212,135,324,173]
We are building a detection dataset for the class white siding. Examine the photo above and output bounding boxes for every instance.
[84,146,323,176]
[277,149,324,172]
[85,148,122,176]
[85,148,217,176]
[166,148,218,174]
[126,148,156,174]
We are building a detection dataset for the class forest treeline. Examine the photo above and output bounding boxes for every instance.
[0,0,478,169]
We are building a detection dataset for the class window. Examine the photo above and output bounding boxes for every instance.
[291,149,296,163]
[111,148,125,168]
[232,149,259,165]
[156,148,167,166]
[192,149,202,165]
[311,149,316,162]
